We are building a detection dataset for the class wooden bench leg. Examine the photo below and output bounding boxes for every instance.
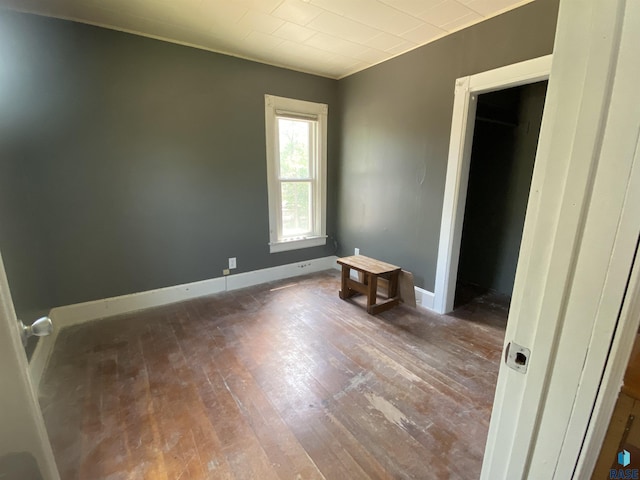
[366,273,378,314]
[388,271,399,299]
[368,271,400,315]
[339,265,356,299]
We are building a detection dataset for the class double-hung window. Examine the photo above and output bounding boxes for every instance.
[265,94,327,253]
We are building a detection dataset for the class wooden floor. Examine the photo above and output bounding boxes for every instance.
[39,271,508,480]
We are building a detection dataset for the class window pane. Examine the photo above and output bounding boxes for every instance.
[281,181,312,237]
[278,118,311,179]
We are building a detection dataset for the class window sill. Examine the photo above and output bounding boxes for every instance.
[269,236,327,253]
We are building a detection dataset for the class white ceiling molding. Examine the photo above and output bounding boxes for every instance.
[0,0,535,79]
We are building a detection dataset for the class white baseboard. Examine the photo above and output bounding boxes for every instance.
[414,286,435,310]
[50,277,227,331]
[51,255,339,330]
[29,255,339,391]
[227,256,338,291]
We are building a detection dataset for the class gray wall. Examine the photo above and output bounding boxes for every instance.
[0,11,339,310]
[0,0,559,315]
[0,147,51,357]
[457,82,547,296]
[336,0,559,291]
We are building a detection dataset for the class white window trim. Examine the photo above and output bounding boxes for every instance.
[265,94,328,253]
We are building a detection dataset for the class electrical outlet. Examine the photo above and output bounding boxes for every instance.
[229,257,237,269]
[223,268,230,276]
[354,248,360,255]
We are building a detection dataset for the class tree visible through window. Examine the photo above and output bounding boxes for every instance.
[279,118,313,237]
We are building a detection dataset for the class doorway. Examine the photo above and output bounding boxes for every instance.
[455,81,548,310]
[433,55,552,315]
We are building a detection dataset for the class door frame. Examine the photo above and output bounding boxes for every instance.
[0,251,59,479]
[531,0,640,474]
[433,54,552,315]
[481,0,640,477]
[573,237,640,478]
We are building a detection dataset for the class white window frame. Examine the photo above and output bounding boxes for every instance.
[265,94,327,253]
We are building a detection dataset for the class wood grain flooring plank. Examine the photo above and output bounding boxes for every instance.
[174,304,325,480]
[41,271,507,479]
[226,315,379,479]
[231,315,433,479]
[212,354,327,479]
[290,301,495,445]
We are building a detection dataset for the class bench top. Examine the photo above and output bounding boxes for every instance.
[337,255,401,275]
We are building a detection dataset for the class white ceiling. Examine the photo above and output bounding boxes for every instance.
[0,0,534,78]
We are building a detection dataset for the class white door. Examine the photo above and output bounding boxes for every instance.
[0,250,59,479]
[482,0,640,478]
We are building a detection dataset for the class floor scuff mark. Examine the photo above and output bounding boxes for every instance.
[364,392,410,431]
[334,371,372,400]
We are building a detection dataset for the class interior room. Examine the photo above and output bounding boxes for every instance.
[2,0,639,479]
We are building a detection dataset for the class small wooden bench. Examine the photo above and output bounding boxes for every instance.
[337,255,401,315]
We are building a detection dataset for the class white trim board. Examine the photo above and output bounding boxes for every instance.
[414,286,435,310]
[481,0,640,477]
[29,255,338,390]
[433,54,552,314]
[264,94,328,254]
[51,277,224,330]
[227,257,335,291]
[529,1,640,474]
[575,239,640,477]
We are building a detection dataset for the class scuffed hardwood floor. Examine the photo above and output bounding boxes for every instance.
[39,270,507,479]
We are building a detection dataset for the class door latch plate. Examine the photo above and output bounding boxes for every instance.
[505,341,530,373]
